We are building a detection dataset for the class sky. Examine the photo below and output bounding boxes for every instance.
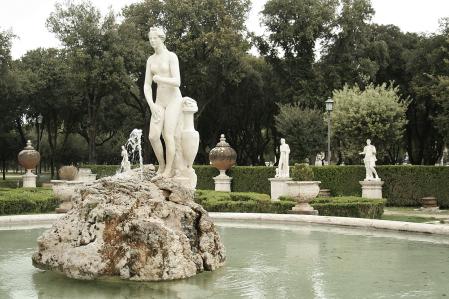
[1,0,448,59]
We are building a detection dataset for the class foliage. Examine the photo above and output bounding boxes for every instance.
[332,84,407,163]
[291,163,315,181]
[120,0,275,165]
[319,0,375,91]
[47,2,134,163]
[257,0,338,107]
[0,188,58,215]
[280,196,385,218]
[312,197,385,219]
[196,190,384,218]
[84,164,449,208]
[195,190,295,213]
[274,105,326,162]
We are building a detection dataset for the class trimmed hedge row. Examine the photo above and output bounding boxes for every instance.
[195,190,294,214]
[0,188,59,215]
[281,196,385,219]
[83,164,449,208]
[310,165,449,208]
[195,190,385,218]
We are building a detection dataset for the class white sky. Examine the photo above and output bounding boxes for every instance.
[1,0,448,59]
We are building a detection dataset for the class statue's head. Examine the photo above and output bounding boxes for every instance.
[280,138,285,144]
[366,139,371,145]
[148,26,166,48]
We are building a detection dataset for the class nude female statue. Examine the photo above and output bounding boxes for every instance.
[144,27,183,178]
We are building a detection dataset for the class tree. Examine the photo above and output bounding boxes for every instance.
[332,84,407,164]
[431,20,449,145]
[19,48,80,177]
[0,30,24,177]
[405,32,447,164]
[257,0,338,107]
[319,0,376,91]
[274,104,326,163]
[120,0,273,164]
[47,1,132,163]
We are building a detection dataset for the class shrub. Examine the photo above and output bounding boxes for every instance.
[195,190,294,213]
[83,164,449,208]
[291,163,315,181]
[312,197,385,219]
[196,190,384,218]
[0,188,59,215]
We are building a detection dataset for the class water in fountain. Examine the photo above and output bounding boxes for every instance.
[122,129,144,177]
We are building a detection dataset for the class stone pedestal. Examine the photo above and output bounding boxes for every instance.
[268,177,292,201]
[289,203,319,215]
[52,180,84,213]
[360,180,384,199]
[214,170,232,192]
[23,170,37,188]
[75,168,97,182]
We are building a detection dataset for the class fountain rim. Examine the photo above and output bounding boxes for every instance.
[1,212,448,236]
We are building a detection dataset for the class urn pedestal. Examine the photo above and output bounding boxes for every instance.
[213,170,232,192]
[360,180,384,199]
[209,134,237,192]
[287,181,321,215]
[17,140,40,188]
[23,170,37,188]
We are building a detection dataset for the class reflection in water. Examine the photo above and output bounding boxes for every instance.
[0,223,449,299]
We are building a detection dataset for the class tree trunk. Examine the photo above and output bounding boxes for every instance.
[2,159,5,180]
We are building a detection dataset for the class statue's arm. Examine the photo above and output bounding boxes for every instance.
[153,52,181,87]
[144,58,156,110]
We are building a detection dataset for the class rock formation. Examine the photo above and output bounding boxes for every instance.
[32,166,226,281]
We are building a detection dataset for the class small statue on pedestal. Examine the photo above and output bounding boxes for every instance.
[359,139,380,181]
[276,138,290,178]
[119,146,131,173]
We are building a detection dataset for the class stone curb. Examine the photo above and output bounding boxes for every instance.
[209,213,449,236]
[1,213,449,236]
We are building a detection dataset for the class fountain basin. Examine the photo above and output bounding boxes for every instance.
[1,219,449,298]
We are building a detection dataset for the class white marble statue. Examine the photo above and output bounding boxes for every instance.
[144,26,199,188]
[359,139,380,181]
[315,152,324,166]
[276,138,290,178]
[119,146,131,173]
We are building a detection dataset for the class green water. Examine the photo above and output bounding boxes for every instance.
[0,221,449,299]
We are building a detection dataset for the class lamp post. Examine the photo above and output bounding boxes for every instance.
[325,98,334,165]
[36,114,43,174]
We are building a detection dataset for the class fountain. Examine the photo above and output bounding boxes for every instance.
[32,27,225,281]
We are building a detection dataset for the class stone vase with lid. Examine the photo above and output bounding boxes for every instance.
[17,140,40,188]
[209,134,237,192]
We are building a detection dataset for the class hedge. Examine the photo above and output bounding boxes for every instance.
[309,165,449,208]
[195,190,293,214]
[0,188,59,215]
[280,196,385,219]
[195,190,385,218]
[82,164,449,208]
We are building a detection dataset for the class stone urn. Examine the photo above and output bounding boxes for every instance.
[209,134,237,171]
[287,181,321,215]
[75,168,97,182]
[52,180,84,213]
[209,134,237,192]
[58,166,78,181]
[17,140,40,188]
